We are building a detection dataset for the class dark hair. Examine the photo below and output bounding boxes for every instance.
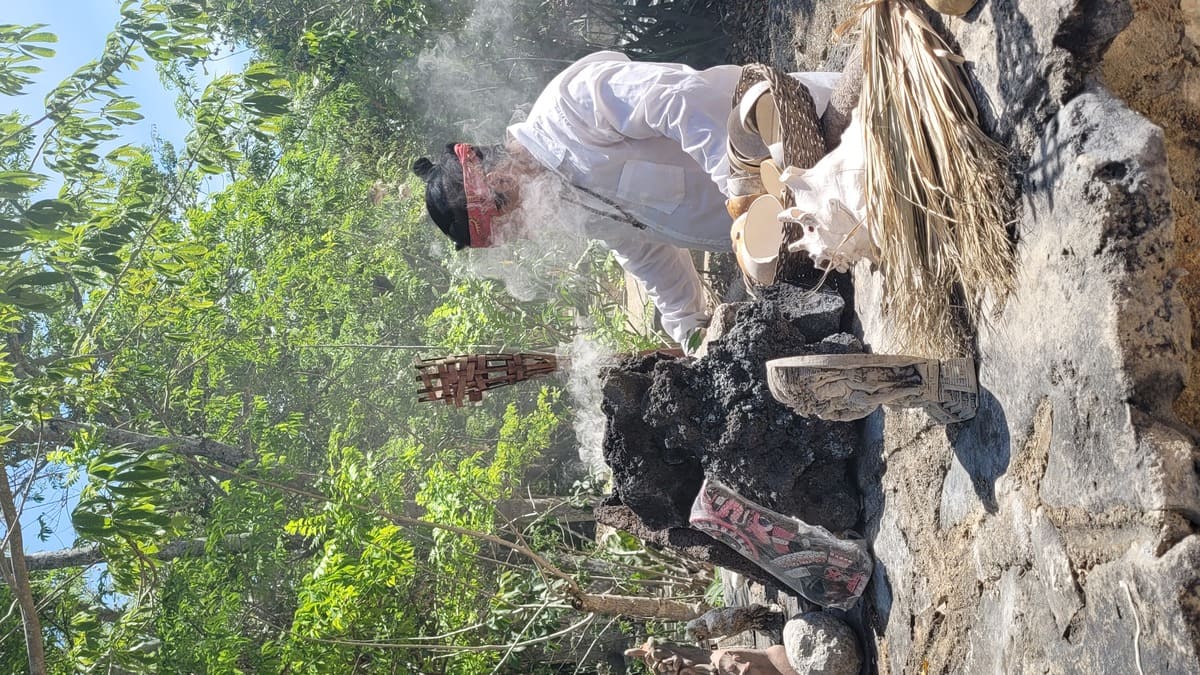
[412,143,508,250]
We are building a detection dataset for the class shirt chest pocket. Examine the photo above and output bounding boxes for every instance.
[617,160,685,214]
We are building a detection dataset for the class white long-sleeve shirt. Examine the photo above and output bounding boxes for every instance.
[507,51,839,344]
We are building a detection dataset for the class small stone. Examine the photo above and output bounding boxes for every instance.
[783,612,862,675]
[924,0,977,16]
[686,604,783,642]
[814,333,863,354]
[708,302,750,343]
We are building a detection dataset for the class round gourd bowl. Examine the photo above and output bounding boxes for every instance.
[731,194,784,286]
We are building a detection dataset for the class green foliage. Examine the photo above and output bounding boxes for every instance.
[200,0,729,149]
[201,0,457,144]
[0,24,58,97]
[72,445,175,592]
[0,583,30,674]
[0,2,724,672]
[154,453,301,673]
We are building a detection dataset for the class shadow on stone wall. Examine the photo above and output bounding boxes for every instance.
[946,388,1011,514]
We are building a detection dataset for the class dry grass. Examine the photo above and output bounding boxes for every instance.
[856,0,1016,356]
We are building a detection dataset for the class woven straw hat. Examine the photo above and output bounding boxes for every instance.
[731,65,825,187]
[728,64,828,286]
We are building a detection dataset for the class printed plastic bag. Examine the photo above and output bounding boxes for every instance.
[689,478,873,610]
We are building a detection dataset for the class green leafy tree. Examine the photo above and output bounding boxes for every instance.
[1,3,716,673]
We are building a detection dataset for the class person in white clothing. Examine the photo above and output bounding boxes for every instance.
[412,51,859,349]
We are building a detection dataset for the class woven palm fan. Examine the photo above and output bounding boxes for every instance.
[853,0,1016,355]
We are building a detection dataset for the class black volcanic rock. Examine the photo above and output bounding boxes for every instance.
[598,285,864,573]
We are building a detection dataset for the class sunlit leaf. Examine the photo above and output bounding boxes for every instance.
[0,231,27,248]
[21,44,56,58]
[0,170,45,198]
[0,288,57,310]
[9,270,68,287]
[23,199,77,226]
[71,510,110,535]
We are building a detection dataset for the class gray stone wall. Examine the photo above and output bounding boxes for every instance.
[775,0,1200,671]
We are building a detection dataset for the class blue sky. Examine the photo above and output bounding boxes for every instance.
[4,0,194,151]
[3,1,248,555]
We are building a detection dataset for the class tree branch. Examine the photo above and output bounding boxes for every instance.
[198,463,707,621]
[0,465,47,674]
[10,533,312,576]
[8,419,253,468]
[10,425,699,623]
[293,611,598,652]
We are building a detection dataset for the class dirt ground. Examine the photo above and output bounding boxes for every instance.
[1102,0,1200,430]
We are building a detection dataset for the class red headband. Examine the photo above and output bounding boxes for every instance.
[454,143,496,248]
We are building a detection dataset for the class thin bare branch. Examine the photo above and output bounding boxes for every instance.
[0,464,47,674]
[9,534,311,576]
[302,612,597,652]
[8,419,253,468]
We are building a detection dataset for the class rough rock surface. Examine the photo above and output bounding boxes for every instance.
[766,0,1200,673]
[597,284,865,583]
[857,81,1197,673]
[1102,0,1200,429]
[688,605,784,643]
[782,612,863,675]
[711,0,1200,672]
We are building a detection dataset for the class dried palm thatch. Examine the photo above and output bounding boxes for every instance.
[854,0,1016,355]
